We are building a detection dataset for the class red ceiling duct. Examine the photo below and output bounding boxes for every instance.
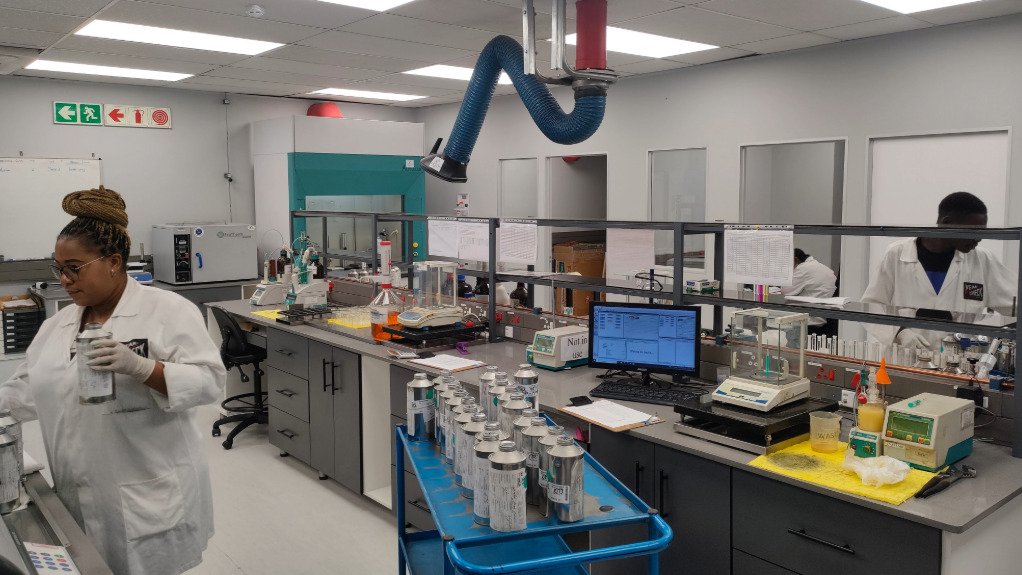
[575,0,608,71]
[307,102,344,118]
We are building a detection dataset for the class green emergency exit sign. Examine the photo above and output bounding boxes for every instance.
[53,102,101,125]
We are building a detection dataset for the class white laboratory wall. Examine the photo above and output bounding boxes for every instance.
[499,158,539,218]
[0,75,413,256]
[413,14,1022,305]
[548,155,607,220]
[768,142,843,270]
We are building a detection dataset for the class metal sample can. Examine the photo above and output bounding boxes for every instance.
[521,416,550,507]
[512,408,540,449]
[76,323,115,404]
[432,371,454,447]
[460,412,489,499]
[485,373,509,422]
[472,429,503,525]
[479,365,498,406]
[488,440,527,532]
[438,381,462,457]
[444,389,468,465]
[0,427,19,514]
[547,435,585,522]
[483,421,510,442]
[453,403,480,486]
[514,363,539,409]
[0,411,21,481]
[537,426,565,517]
[499,392,531,438]
[406,373,435,442]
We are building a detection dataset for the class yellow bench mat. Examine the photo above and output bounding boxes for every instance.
[251,309,282,321]
[749,441,935,506]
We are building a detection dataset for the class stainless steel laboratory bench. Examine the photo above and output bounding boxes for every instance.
[210,298,1022,575]
[2,473,112,574]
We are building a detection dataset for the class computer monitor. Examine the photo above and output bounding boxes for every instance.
[588,302,701,383]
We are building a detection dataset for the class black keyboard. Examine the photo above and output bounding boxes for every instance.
[589,381,701,408]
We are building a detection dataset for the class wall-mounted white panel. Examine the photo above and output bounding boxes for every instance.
[293,116,424,156]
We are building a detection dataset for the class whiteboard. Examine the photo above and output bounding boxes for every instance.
[868,131,1010,276]
[0,157,102,260]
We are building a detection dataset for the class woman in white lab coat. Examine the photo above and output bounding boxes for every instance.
[0,187,226,575]
[780,249,837,333]
[861,192,1015,349]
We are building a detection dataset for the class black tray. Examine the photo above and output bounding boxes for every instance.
[674,396,839,436]
[382,321,488,342]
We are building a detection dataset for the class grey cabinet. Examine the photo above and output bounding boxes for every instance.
[309,341,362,493]
[732,550,797,575]
[589,428,730,575]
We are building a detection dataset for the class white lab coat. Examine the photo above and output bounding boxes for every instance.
[861,238,1015,348]
[780,256,837,326]
[0,278,226,575]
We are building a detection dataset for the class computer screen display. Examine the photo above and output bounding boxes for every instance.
[588,302,701,375]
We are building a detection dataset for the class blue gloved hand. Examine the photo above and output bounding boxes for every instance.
[86,339,157,381]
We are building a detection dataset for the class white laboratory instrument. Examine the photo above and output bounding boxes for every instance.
[526,325,589,371]
[882,393,975,472]
[713,309,811,412]
[397,306,463,329]
[250,282,287,306]
[152,223,258,284]
[289,281,329,306]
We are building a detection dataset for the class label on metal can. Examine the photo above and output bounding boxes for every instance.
[458,434,473,489]
[526,450,540,468]
[78,365,113,399]
[539,467,550,488]
[488,467,527,532]
[520,383,538,399]
[473,456,490,518]
[548,482,570,504]
[407,398,434,419]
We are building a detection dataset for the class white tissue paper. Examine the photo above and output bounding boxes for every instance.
[842,450,910,487]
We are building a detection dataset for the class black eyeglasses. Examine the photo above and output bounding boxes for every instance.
[50,255,107,281]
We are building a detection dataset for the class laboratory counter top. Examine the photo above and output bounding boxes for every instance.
[210,299,1022,535]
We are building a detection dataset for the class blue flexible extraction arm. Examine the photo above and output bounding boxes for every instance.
[420,35,608,183]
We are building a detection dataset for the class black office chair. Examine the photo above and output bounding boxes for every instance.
[210,307,268,450]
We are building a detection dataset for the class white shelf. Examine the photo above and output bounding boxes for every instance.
[364,486,392,510]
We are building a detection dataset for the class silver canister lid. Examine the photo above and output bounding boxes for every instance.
[530,417,547,426]
[498,440,516,452]
[484,422,502,432]
[509,392,524,401]
[480,430,500,441]
[495,371,509,381]
[471,412,487,423]
[409,373,432,388]
[520,408,539,419]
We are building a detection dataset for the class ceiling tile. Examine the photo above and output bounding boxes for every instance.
[0,1,108,18]
[136,0,375,29]
[374,71,478,90]
[180,75,321,96]
[621,6,800,46]
[614,58,692,75]
[300,30,475,63]
[0,7,84,33]
[99,1,326,44]
[390,0,542,36]
[0,26,63,49]
[232,55,391,80]
[733,32,839,54]
[608,0,692,23]
[668,46,753,65]
[817,15,931,41]
[343,78,463,97]
[264,44,428,73]
[15,68,173,87]
[695,0,896,31]
[338,13,497,51]
[202,64,384,85]
[40,48,217,74]
[911,0,1022,25]
[51,36,249,65]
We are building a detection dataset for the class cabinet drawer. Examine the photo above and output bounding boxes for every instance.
[267,367,309,422]
[392,466,436,532]
[733,550,797,575]
[390,415,415,476]
[269,407,311,464]
[266,329,309,379]
[733,471,940,575]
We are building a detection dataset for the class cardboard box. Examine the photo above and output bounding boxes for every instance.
[552,242,605,317]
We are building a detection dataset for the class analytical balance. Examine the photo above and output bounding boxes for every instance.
[397,305,463,329]
[882,393,975,472]
[713,309,810,412]
[526,325,589,371]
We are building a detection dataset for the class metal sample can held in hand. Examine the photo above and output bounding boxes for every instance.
[406,373,436,442]
[488,440,528,532]
[521,416,550,507]
[460,412,489,499]
[0,427,20,514]
[472,428,503,526]
[514,363,540,409]
[547,435,585,522]
[76,323,115,404]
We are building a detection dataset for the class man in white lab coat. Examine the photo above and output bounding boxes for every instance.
[861,191,1015,349]
[780,249,838,334]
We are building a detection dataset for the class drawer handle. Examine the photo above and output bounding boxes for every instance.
[276,429,297,440]
[658,469,669,519]
[634,461,644,495]
[408,499,431,513]
[276,389,297,398]
[275,348,295,357]
[787,529,855,555]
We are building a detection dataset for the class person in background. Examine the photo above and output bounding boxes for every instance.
[861,191,1015,349]
[780,248,838,335]
[0,187,226,575]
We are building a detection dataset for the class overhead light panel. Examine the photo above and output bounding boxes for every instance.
[857,0,981,13]
[310,88,425,101]
[315,0,417,10]
[403,64,511,85]
[565,27,716,59]
[25,59,192,81]
[76,20,283,55]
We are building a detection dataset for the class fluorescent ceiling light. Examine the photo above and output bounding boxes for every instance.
[403,64,511,85]
[565,26,716,59]
[76,20,283,55]
[857,0,981,13]
[315,0,417,10]
[25,59,192,81]
[310,88,425,101]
